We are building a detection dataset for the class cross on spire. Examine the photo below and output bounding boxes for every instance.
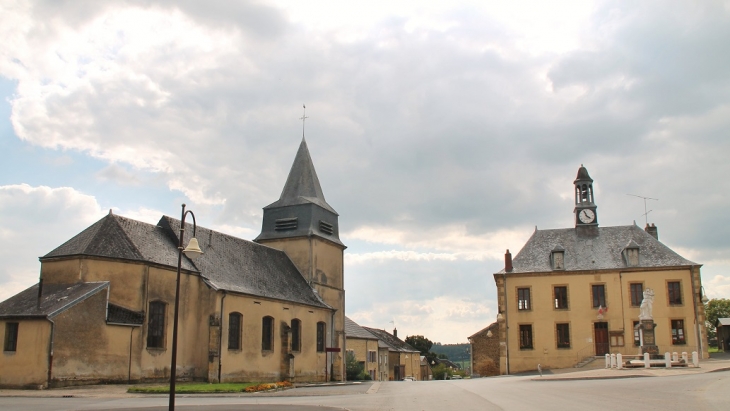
[299,104,308,139]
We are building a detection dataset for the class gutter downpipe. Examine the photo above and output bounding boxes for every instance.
[47,318,55,388]
[218,291,226,383]
[128,328,134,383]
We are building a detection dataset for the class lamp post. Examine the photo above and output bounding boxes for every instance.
[169,204,203,411]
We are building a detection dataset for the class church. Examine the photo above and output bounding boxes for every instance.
[493,165,709,374]
[0,137,346,388]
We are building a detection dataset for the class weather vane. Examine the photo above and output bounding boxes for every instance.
[299,104,308,138]
[626,193,658,226]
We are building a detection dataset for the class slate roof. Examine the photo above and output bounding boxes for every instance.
[43,211,197,272]
[497,224,697,274]
[264,137,337,214]
[717,318,730,327]
[345,316,379,340]
[362,327,420,353]
[162,217,331,309]
[0,282,109,319]
[38,212,330,310]
[107,304,145,325]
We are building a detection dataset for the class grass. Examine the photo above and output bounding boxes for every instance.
[128,382,257,393]
[708,346,721,353]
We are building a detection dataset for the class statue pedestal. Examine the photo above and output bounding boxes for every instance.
[640,320,658,355]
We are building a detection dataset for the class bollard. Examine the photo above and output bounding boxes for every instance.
[692,351,699,367]
[665,352,672,368]
[605,354,611,368]
[682,352,688,363]
[617,353,623,369]
[610,353,616,369]
[644,352,651,368]
[672,352,678,362]
[538,363,542,377]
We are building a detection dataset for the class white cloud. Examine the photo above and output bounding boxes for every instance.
[0,184,104,301]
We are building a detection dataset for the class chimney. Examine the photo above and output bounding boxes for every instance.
[645,223,658,240]
[505,249,513,272]
[393,328,398,338]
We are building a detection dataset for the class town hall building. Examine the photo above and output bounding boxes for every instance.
[493,165,709,374]
[0,137,346,388]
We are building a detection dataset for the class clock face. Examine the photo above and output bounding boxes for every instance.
[578,209,595,224]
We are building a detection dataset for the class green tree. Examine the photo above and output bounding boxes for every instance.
[405,335,433,355]
[345,351,364,381]
[705,298,730,342]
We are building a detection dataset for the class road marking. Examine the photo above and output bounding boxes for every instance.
[366,382,381,394]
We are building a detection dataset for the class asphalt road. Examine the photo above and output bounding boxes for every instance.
[1,372,728,411]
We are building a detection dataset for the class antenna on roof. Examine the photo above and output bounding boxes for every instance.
[299,104,308,140]
[626,194,658,226]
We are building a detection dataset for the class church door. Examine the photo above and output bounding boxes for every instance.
[594,322,609,356]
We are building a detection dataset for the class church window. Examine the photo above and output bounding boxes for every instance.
[147,301,166,349]
[554,286,568,309]
[517,288,531,310]
[4,322,18,352]
[291,319,301,352]
[556,323,570,348]
[275,217,298,231]
[228,312,242,351]
[667,281,682,305]
[630,283,644,306]
[671,319,686,345]
[262,316,274,351]
[592,284,606,308]
[316,321,326,352]
[519,324,533,349]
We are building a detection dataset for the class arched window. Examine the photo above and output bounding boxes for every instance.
[581,184,588,202]
[147,301,166,348]
[316,321,326,352]
[291,319,301,352]
[228,312,242,350]
[262,316,274,351]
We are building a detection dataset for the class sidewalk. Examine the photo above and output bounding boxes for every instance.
[530,351,730,381]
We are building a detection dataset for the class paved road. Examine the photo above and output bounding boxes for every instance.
[1,371,728,411]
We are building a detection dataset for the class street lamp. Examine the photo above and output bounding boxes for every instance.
[169,204,203,411]
[700,286,710,304]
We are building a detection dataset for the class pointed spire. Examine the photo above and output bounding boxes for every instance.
[265,139,337,214]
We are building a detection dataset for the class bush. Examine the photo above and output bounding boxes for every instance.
[431,363,452,380]
[346,351,364,381]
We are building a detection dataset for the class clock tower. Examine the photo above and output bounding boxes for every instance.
[574,165,598,234]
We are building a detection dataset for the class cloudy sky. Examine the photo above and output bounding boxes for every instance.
[2,0,729,344]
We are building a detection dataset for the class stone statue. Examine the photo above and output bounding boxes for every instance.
[639,288,654,320]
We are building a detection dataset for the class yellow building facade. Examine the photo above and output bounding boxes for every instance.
[494,166,709,374]
[0,137,346,388]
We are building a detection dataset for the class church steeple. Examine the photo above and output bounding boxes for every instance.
[255,137,343,245]
[574,164,598,231]
[267,137,337,214]
[255,134,347,381]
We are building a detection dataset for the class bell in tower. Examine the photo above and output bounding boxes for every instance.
[574,164,598,234]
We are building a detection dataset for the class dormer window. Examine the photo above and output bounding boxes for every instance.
[551,246,565,270]
[623,240,640,267]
